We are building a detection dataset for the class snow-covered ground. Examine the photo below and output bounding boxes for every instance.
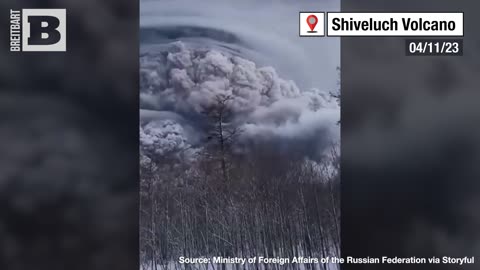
[139,1,340,268]
[140,261,339,270]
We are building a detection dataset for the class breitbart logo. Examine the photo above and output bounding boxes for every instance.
[10,9,66,52]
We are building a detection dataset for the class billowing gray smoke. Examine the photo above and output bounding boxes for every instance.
[140,0,339,161]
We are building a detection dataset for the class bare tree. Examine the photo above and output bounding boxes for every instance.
[139,119,340,270]
[202,94,242,182]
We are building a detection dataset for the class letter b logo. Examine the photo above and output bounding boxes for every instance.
[22,9,66,51]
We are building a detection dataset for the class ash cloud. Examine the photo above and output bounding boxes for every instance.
[342,0,480,265]
[141,0,340,91]
[139,0,340,162]
[0,0,139,268]
[140,42,339,161]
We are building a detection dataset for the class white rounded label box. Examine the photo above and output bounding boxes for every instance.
[327,12,464,37]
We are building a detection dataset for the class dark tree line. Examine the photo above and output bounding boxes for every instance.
[140,95,340,270]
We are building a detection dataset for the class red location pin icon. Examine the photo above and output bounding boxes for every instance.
[306,15,318,32]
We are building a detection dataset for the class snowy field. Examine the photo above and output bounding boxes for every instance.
[139,1,340,269]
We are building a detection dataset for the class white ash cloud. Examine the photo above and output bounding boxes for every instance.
[140,0,340,91]
[140,42,339,160]
[139,0,340,162]
[140,120,189,155]
[140,119,200,162]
